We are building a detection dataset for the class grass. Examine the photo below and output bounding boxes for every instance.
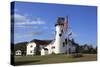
[14,54,97,66]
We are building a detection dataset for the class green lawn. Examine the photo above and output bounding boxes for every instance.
[14,54,97,66]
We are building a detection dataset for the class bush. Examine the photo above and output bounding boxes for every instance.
[71,53,83,58]
[52,52,56,55]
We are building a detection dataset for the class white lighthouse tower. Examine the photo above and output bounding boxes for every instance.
[52,17,67,54]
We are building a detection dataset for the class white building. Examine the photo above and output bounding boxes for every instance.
[27,42,36,55]
[41,48,48,55]
[15,50,22,56]
[27,39,52,55]
[26,17,76,56]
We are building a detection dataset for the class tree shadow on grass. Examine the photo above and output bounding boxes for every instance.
[15,60,40,66]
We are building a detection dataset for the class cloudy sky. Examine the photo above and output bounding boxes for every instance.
[11,1,97,47]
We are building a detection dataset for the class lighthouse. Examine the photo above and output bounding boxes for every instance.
[26,16,76,56]
[52,17,67,54]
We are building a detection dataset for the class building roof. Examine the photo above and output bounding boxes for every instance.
[65,38,79,46]
[30,39,53,45]
[55,17,64,26]
[16,50,22,52]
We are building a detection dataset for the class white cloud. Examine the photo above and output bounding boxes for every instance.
[12,13,27,22]
[15,31,44,39]
[29,31,44,35]
[16,20,46,25]
[12,13,46,25]
[15,34,33,38]
[15,25,31,28]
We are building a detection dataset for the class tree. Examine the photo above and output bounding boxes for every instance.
[14,42,28,55]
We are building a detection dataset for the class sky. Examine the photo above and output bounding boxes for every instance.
[11,1,97,47]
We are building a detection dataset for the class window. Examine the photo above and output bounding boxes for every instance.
[30,51,32,53]
[63,42,65,47]
[19,52,20,53]
[59,33,62,37]
[52,46,55,49]
[30,45,33,48]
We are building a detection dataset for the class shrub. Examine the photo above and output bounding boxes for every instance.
[52,52,56,55]
[71,53,83,58]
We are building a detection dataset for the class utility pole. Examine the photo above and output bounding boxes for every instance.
[67,32,72,56]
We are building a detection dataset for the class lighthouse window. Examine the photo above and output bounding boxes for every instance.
[59,34,62,37]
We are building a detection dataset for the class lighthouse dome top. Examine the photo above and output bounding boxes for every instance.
[55,17,65,26]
